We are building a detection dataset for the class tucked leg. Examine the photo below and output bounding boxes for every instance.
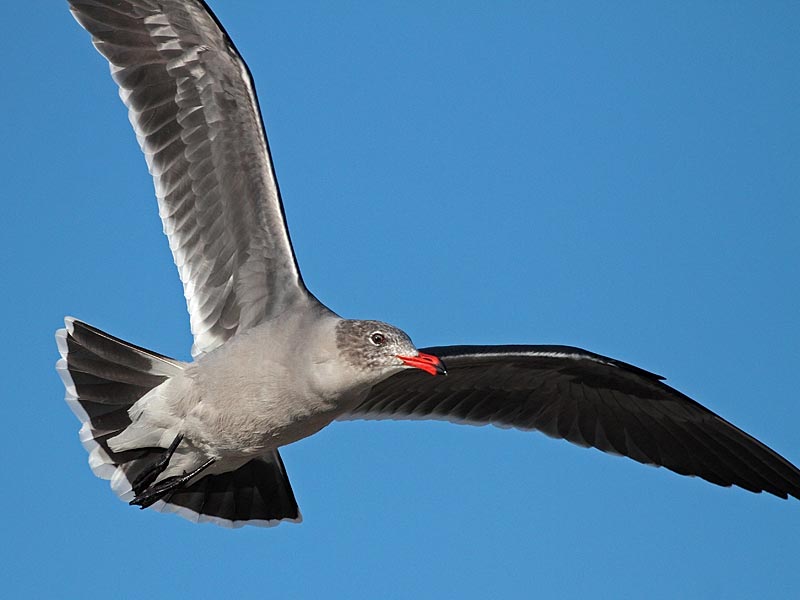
[130,457,216,509]
[131,433,184,496]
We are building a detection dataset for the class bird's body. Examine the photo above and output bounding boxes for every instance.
[173,306,351,455]
[57,0,800,527]
[113,306,406,472]
[114,311,343,473]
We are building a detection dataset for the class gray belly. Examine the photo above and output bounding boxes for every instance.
[184,387,350,458]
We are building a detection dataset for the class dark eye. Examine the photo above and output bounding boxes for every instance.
[370,332,386,346]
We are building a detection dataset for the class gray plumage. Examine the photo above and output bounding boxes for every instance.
[57,0,800,528]
[71,0,306,357]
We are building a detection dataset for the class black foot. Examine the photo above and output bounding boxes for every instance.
[130,457,216,509]
[131,433,184,496]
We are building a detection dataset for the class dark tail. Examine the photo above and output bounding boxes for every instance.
[163,451,301,527]
[56,317,301,527]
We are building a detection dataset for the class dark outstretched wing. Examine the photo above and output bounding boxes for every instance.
[68,0,313,356]
[342,345,800,500]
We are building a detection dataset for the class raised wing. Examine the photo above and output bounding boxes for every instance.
[343,345,800,500]
[69,0,311,355]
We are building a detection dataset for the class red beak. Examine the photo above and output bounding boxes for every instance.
[397,351,447,376]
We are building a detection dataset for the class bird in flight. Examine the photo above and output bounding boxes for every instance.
[58,0,800,527]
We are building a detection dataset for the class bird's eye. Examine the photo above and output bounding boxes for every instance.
[370,332,386,346]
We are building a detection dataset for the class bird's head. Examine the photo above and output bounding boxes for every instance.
[335,319,446,379]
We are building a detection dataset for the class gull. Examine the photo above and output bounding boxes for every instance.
[57,0,800,528]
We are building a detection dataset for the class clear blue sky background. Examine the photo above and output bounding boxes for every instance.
[2,2,798,598]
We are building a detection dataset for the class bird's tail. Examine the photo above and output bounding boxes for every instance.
[56,317,301,527]
[56,317,183,483]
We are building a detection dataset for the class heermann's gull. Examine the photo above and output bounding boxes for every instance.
[57,0,800,528]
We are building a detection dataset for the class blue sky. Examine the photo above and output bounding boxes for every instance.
[2,1,799,598]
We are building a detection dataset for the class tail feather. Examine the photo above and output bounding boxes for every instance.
[56,317,301,528]
[157,452,302,528]
[56,318,179,478]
